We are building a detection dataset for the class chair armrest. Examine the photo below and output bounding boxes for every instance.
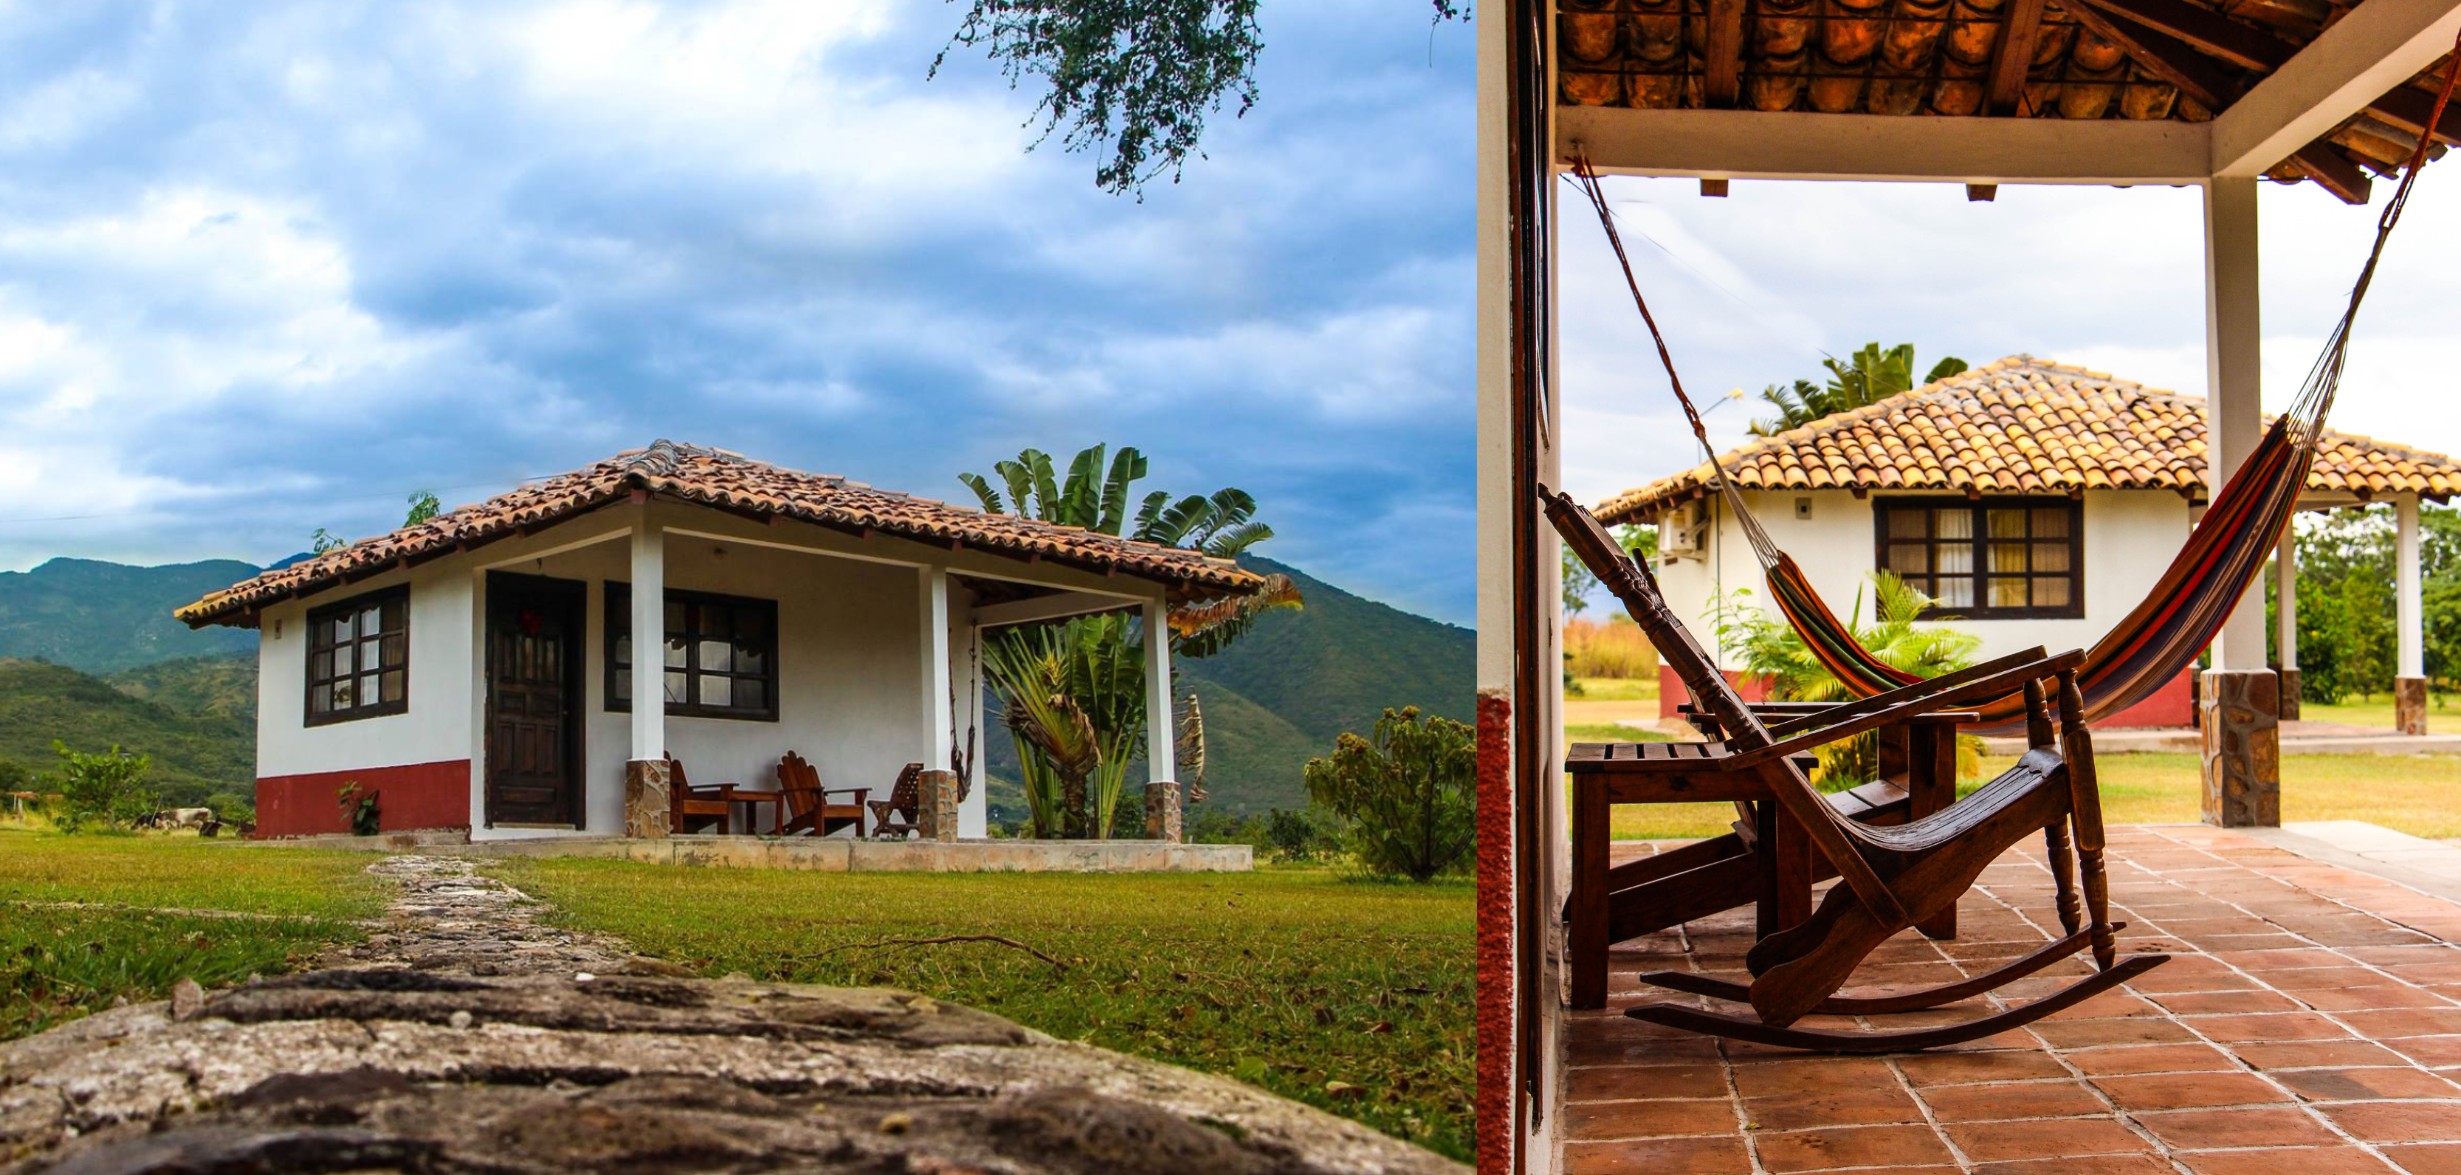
[1727,649,2082,770]
[821,788,870,802]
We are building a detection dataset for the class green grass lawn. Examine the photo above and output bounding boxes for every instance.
[0,827,383,1039]
[2302,696,2461,734]
[1599,751,2461,840]
[493,860,1472,1161]
[1568,675,1658,702]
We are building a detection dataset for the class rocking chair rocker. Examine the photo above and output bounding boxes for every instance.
[1547,488,2167,1052]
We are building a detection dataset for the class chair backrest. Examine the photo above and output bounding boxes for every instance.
[887,762,924,817]
[665,754,689,790]
[778,751,819,821]
[1542,488,1770,749]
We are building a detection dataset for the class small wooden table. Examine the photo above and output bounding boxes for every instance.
[1562,712,1969,1010]
[716,786,784,836]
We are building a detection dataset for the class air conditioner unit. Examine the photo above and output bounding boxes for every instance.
[1659,501,1706,556]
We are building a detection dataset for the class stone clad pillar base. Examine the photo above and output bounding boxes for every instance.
[1144,782,1184,843]
[2397,676,2429,736]
[2277,669,2301,721]
[918,769,960,842]
[2200,670,2280,829]
[624,759,671,838]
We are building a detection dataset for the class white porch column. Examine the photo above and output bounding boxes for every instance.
[2204,177,2268,673]
[2398,494,2428,734]
[2198,176,2281,827]
[919,567,953,771]
[1144,597,1177,786]
[2277,527,2301,719]
[622,510,669,837]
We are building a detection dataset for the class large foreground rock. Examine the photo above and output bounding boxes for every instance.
[0,968,1460,1174]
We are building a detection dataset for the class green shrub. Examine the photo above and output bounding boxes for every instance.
[1302,707,1476,882]
[44,742,154,834]
[1262,807,1339,863]
[203,791,256,824]
[337,782,380,837]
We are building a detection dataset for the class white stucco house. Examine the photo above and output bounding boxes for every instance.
[1597,356,2461,727]
[175,440,1262,840]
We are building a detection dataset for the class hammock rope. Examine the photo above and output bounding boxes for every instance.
[1573,33,2461,732]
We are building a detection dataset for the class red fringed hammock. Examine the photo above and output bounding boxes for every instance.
[1573,39,2461,733]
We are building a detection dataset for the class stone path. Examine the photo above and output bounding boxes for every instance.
[1,855,1462,1174]
[1558,824,2461,1174]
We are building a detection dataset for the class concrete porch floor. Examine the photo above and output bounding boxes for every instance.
[250,831,1253,873]
[1560,824,2461,1173]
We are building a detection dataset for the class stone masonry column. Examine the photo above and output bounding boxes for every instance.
[917,769,960,842]
[2200,177,2280,827]
[2399,493,2427,735]
[1144,782,1183,843]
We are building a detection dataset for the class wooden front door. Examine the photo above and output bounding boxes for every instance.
[485,573,585,827]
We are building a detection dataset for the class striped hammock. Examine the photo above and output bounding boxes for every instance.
[1569,41,2459,733]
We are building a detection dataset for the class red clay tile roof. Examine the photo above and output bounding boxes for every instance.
[1596,355,2461,525]
[177,441,1265,627]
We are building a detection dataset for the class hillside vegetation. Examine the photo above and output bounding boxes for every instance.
[0,658,253,804]
[0,558,259,673]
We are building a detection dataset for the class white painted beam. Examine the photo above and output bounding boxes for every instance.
[2400,494,2425,677]
[1143,598,1176,788]
[628,511,665,763]
[919,567,953,772]
[2205,178,2268,671]
[2212,0,2461,177]
[971,590,1142,629]
[1560,106,2214,184]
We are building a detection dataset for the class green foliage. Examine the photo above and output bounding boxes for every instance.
[0,658,252,808]
[983,614,1148,838]
[1303,707,1476,882]
[0,557,259,673]
[43,741,154,834]
[2265,505,2461,703]
[337,782,380,837]
[310,527,345,555]
[1749,342,1968,436]
[501,859,1473,1159]
[203,791,255,824]
[1712,574,1980,786]
[1263,807,1337,863]
[403,490,441,525]
[104,652,257,723]
[1562,522,1655,614]
[934,1,1265,195]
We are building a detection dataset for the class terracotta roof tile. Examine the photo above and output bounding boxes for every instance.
[1596,355,2461,525]
[178,441,1263,627]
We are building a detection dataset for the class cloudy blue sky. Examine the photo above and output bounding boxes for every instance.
[0,2,1477,621]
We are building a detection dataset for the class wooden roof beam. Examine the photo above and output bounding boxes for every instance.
[2291,140,2377,203]
[1988,0,2051,114]
[2370,82,2461,146]
[1558,108,2210,183]
[2211,0,2461,178]
[1704,0,1747,108]
[2058,0,2240,109]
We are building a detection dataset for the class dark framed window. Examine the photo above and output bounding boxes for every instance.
[305,586,409,725]
[1873,497,2083,620]
[605,583,778,721]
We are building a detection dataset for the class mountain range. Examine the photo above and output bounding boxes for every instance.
[0,554,1470,816]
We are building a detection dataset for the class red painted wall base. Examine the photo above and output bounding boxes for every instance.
[1473,691,1515,1175]
[256,760,471,838]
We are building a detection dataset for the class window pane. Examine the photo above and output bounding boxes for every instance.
[311,650,331,683]
[1989,577,2029,608]
[1989,542,2029,573]
[378,670,403,704]
[665,599,685,636]
[311,684,332,714]
[734,678,766,712]
[2033,507,2070,537]
[332,678,357,710]
[699,608,733,643]
[664,671,687,704]
[360,605,382,636]
[698,674,730,707]
[734,640,765,675]
[1934,509,1972,540]
[613,673,631,702]
[2035,578,2072,608]
[2032,542,2070,573]
[1887,543,1929,574]
[1887,508,1927,539]
[360,672,381,706]
[736,607,768,642]
[380,634,406,669]
[1935,578,1973,608]
[333,643,355,675]
[381,599,406,633]
[330,616,355,645]
[664,636,687,668]
[613,634,631,668]
[1987,508,2027,539]
[700,639,732,673]
[1936,544,1973,575]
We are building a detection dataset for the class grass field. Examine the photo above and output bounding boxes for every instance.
[0,827,381,1039]
[494,859,1472,1161]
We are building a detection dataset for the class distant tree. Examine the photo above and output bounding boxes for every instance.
[310,488,444,556]
[45,741,153,834]
[1303,706,1475,882]
[1750,343,1968,436]
[1561,522,1656,615]
[934,2,1465,195]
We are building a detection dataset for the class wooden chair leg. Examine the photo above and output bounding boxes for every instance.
[1771,803,1813,935]
[2057,670,2118,970]
[1909,722,1958,940]
[1570,778,1609,1010]
[2045,819,2082,935]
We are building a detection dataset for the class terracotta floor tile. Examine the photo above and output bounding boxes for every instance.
[2274,1067,2461,1102]
[1728,1058,1897,1099]
[2317,1099,2461,1143]
[1565,1064,1730,1102]
[2151,989,2313,1016]
[1917,1079,2109,1122]
[2186,1012,2358,1043]
[2234,1040,2412,1070]
[1753,1123,1956,1173]
[2392,1038,2461,1068]
[1740,1087,1925,1132]
[1561,1136,1753,1175]
[2031,1015,2202,1049]
[1895,1050,2073,1086]
[2295,986,2457,1013]
[2175,1147,2399,1174]
[1563,1098,1739,1140]
[2131,1106,2344,1150]
[2092,1071,2291,1112]
[2378,1142,2461,1175]
[2064,1042,2240,1076]
[1970,1158,2175,1175]
[1945,1116,2153,1163]
[2340,1010,2461,1040]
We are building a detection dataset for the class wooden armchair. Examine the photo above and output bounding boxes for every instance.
[865,763,928,839]
[777,751,868,838]
[665,755,732,835]
[1546,487,2165,1050]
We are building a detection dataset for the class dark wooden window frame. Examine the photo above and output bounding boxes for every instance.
[304,585,410,726]
[1871,496,2086,621]
[604,582,780,722]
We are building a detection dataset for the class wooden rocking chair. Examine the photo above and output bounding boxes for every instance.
[1546,488,2166,1051]
[865,763,929,839]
